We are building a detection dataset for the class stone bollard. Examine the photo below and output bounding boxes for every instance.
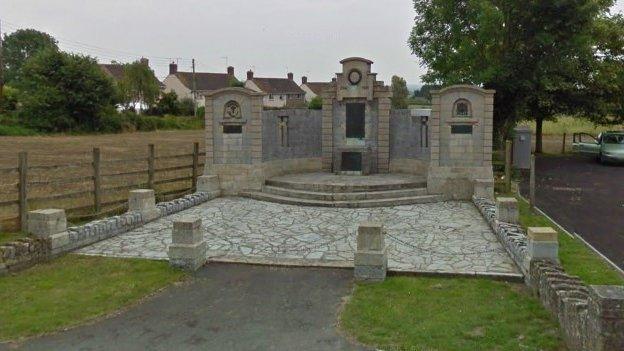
[474,179,494,199]
[496,197,519,224]
[525,227,558,272]
[168,217,207,271]
[27,209,67,238]
[354,222,388,282]
[128,189,160,222]
[587,285,624,350]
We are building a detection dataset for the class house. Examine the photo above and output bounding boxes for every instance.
[162,63,239,107]
[99,58,150,83]
[244,71,306,108]
[299,76,334,102]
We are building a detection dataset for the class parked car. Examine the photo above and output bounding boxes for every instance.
[572,131,624,164]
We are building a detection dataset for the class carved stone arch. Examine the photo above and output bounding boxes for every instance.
[453,99,472,118]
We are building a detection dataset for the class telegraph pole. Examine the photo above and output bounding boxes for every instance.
[192,58,197,116]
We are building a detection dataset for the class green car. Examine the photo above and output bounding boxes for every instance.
[573,131,624,164]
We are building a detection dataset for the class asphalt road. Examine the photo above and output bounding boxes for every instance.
[520,154,624,270]
[2,264,369,351]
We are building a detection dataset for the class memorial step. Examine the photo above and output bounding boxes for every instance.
[264,178,427,193]
[240,191,444,208]
[262,185,429,201]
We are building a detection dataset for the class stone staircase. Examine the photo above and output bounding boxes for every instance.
[241,177,443,208]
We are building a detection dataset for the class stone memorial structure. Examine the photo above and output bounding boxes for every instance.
[200,58,495,201]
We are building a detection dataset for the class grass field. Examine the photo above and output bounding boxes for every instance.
[0,130,205,230]
[518,116,624,154]
[0,254,185,341]
[341,277,563,351]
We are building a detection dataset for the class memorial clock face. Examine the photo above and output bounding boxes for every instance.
[348,69,362,85]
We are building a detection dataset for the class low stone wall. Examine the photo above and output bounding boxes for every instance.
[473,195,624,351]
[0,192,217,274]
[0,237,50,274]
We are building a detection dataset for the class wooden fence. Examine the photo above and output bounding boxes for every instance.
[0,143,205,231]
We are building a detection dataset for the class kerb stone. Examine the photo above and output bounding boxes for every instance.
[496,197,519,224]
[128,189,160,222]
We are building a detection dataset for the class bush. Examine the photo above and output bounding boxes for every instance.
[195,106,205,118]
[0,113,37,136]
[308,96,322,110]
[178,98,195,116]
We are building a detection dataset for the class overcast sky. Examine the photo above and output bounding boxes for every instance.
[1,0,623,86]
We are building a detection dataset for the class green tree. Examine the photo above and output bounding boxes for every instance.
[154,91,180,115]
[117,61,160,113]
[409,0,624,152]
[391,75,410,109]
[2,29,58,84]
[15,49,116,132]
[308,96,322,110]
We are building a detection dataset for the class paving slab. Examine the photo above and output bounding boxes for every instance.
[2,264,369,351]
[78,197,519,276]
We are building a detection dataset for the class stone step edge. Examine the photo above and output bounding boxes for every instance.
[262,185,429,200]
[240,191,444,208]
[265,179,427,193]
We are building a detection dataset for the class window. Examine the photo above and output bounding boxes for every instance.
[269,94,274,100]
[279,95,284,100]
[223,125,242,134]
[453,99,472,118]
[278,116,289,147]
[346,103,365,139]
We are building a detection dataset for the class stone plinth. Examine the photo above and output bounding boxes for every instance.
[168,217,206,271]
[496,197,519,224]
[128,189,160,222]
[474,179,494,199]
[354,222,387,282]
[587,285,624,350]
[527,227,558,266]
[27,209,66,238]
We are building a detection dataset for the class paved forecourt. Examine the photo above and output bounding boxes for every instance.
[78,197,519,276]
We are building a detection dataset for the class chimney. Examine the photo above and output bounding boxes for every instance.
[301,76,308,85]
[140,57,149,67]
[287,72,294,81]
[227,66,234,76]
[169,62,178,75]
[247,70,254,80]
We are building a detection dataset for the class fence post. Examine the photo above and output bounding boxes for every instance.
[504,139,512,193]
[148,144,155,190]
[562,133,566,154]
[92,148,101,215]
[529,153,536,212]
[192,142,199,191]
[18,152,28,232]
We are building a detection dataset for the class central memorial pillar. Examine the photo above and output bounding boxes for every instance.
[321,57,392,174]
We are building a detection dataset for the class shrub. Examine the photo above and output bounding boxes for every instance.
[195,106,205,118]
[178,98,195,116]
[308,96,322,110]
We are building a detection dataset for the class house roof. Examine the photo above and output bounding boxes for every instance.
[250,78,305,94]
[304,82,333,96]
[99,64,125,81]
[174,72,236,91]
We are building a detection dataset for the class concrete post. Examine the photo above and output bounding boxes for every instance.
[474,179,494,199]
[496,197,519,224]
[354,222,387,282]
[587,285,624,351]
[168,217,207,271]
[526,227,558,272]
[128,189,160,222]
[27,209,67,238]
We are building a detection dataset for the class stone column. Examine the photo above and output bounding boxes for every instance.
[321,90,334,172]
[203,94,214,174]
[377,95,391,173]
[354,222,388,282]
[128,189,160,222]
[168,217,207,271]
[27,209,66,238]
[587,285,624,351]
[496,197,519,224]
